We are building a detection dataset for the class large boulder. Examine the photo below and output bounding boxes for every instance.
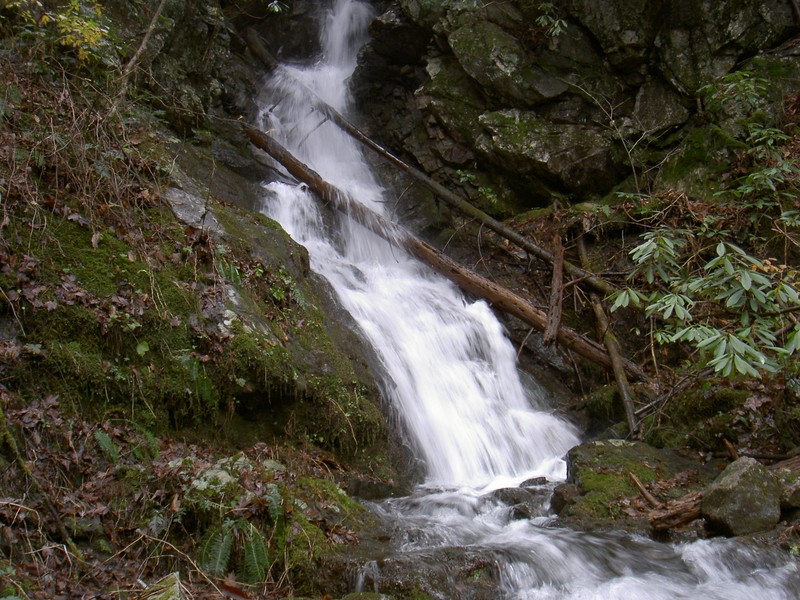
[701,457,781,536]
[561,0,664,71]
[772,468,800,511]
[353,0,799,212]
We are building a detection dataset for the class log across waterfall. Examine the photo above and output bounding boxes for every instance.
[243,26,617,297]
[246,125,647,381]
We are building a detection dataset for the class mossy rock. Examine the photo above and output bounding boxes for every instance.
[581,385,625,427]
[643,386,749,450]
[563,439,713,530]
[281,477,378,597]
[3,178,392,471]
[655,124,744,198]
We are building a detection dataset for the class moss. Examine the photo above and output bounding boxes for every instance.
[644,386,748,450]
[283,511,334,595]
[657,125,745,196]
[425,54,486,145]
[566,440,672,524]
[295,477,365,518]
[582,385,624,424]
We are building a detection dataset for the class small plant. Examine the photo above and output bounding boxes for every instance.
[264,1,288,12]
[2,0,119,66]
[198,518,270,584]
[536,3,567,38]
[94,428,119,463]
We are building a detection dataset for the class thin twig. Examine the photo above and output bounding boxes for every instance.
[630,472,662,509]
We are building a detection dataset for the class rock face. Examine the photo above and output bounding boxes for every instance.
[701,457,782,536]
[351,0,799,215]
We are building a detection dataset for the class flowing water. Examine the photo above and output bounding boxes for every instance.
[255,1,800,597]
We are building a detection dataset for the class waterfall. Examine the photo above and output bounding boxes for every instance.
[256,1,800,597]
[258,0,578,488]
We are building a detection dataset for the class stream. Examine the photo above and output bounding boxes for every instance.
[255,1,800,597]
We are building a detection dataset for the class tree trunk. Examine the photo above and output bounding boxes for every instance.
[245,126,649,381]
[543,232,564,345]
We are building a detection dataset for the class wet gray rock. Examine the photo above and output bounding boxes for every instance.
[774,468,800,511]
[476,109,622,194]
[701,457,781,536]
[521,476,549,487]
[550,482,580,515]
[630,78,690,136]
[561,0,663,70]
[653,0,795,94]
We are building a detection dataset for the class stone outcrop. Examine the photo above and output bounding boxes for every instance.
[351,0,799,215]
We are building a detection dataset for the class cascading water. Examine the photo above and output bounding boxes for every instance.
[255,1,800,597]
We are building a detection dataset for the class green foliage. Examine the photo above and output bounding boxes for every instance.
[264,482,283,523]
[613,233,800,378]
[1,0,119,67]
[93,428,119,463]
[198,518,270,583]
[611,69,800,379]
[700,70,768,116]
[535,3,567,37]
[701,72,800,218]
[198,519,235,576]
[238,519,269,584]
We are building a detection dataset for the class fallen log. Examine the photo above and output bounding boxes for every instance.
[648,490,703,532]
[245,126,648,380]
[578,235,640,436]
[243,28,616,297]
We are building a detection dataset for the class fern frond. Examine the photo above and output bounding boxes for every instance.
[93,429,119,463]
[198,521,234,576]
[238,519,269,584]
[264,483,282,523]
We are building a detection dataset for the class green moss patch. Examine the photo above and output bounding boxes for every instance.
[564,440,713,529]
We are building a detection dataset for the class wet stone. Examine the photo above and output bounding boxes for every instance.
[550,483,580,515]
[701,457,781,536]
[521,476,549,487]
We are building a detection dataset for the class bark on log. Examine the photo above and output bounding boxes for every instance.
[242,29,616,296]
[245,126,648,380]
[649,490,703,532]
[543,232,564,345]
[244,28,279,71]
[578,236,640,435]
[769,454,800,473]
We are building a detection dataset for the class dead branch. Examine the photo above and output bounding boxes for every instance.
[543,232,564,345]
[577,235,640,436]
[649,490,703,532]
[629,472,662,509]
[115,0,169,106]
